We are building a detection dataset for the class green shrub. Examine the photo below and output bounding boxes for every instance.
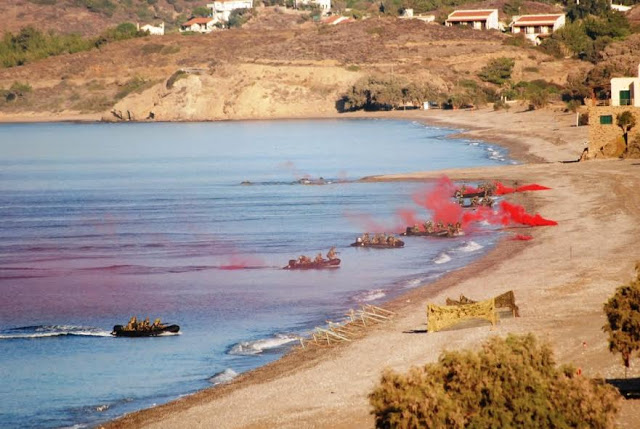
[10,81,32,95]
[370,334,620,428]
[338,75,437,112]
[478,57,515,85]
[192,6,211,17]
[166,70,188,89]
[603,272,640,374]
[115,76,153,100]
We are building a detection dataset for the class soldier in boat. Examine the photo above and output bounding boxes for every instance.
[481,196,493,207]
[327,247,337,260]
[423,220,434,233]
[314,253,324,263]
[363,233,370,244]
[471,196,480,207]
[126,316,137,331]
[436,221,444,232]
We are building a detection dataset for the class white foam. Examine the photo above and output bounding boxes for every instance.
[354,289,386,302]
[457,241,484,253]
[228,334,298,356]
[209,368,238,385]
[434,253,451,264]
[0,325,113,340]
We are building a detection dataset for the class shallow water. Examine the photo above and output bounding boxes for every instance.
[0,119,511,428]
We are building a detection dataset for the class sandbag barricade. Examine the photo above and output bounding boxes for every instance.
[446,290,520,317]
[427,298,497,333]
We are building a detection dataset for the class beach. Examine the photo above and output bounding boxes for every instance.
[98,106,640,428]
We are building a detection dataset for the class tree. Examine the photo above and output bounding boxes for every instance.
[603,274,640,376]
[478,58,515,85]
[616,111,636,156]
[370,334,620,428]
[192,6,211,17]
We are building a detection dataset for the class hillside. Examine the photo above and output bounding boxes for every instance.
[0,0,208,36]
[0,9,590,122]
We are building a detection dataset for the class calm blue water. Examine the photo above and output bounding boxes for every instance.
[0,119,511,428]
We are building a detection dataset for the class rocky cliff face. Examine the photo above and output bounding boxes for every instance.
[104,63,362,122]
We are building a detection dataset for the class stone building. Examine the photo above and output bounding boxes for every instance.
[587,65,640,158]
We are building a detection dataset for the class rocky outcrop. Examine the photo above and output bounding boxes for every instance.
[102,64,364,122]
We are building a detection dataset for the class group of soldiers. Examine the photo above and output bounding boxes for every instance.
[124,316,164,332]
[407,221,463,237]
[454,183,495,199]
[355,233,402,246]
[457,195,494,208]
[296,247,338,265]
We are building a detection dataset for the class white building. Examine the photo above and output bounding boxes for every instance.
[138,22,165,36]
[610,65,640,107]
[445,9,499,30]
[399,9,435,22]
[510,14,565,45]
[207,0,253,22]
[296,0,331,13]
[179,17,216,33]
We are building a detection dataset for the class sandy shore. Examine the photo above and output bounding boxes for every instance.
[94,106,640,428]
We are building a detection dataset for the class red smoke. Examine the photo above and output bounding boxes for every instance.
[220,254,265,270]
[413,176,463,225]
[494,182,515,195]
[494,181,550,195]
[279,160,310,180]
[345,211,389,233]
[499,201,557,226]
[513,234,533,241]
[516,184,551,192]
[396,208,423,232]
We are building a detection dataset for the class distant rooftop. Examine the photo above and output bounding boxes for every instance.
[447,9,497,21]
[512,14,564,26]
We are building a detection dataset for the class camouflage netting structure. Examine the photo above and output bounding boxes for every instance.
[427,298,497,333]
[446,290,520,318]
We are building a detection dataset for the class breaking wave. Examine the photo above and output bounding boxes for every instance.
[209,368,238,385]
[457,241,484,253]
[433,252,451,264]
[0,325,112,340]
[227,334,299,356]
[352,289,386,302]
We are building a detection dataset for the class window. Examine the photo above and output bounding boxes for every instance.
[620,90,631,106]
[600,115,613,125]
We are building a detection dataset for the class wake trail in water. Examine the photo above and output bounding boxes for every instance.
[0,325,113,340]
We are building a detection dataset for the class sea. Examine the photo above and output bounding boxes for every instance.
[0,119,512,428]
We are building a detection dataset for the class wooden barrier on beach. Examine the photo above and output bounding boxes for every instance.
[298,305,395,348]
[427,298,497,333]
[446,290,520,317]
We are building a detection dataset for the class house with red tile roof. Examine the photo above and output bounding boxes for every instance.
[445,9,499,30]
[322,15,353,25]
[180,17,216,33]
[510,14,565,45]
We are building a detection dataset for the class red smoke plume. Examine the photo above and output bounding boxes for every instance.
[220,254,265,270]
[513,234,533,241]
[345,211,390,233]
[396,208,423,232]
[499,201,557,226]
[515,184,551,192]
[494,181,551,195]
[494,182,515,195]
[412,176,463,225]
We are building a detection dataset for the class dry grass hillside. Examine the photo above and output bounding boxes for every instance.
[0,0,209,36]
[0,11,589,121]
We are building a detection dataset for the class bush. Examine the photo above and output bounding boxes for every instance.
[478,57,515,85]
[603,272,640,374]
[115,76,153,100]
[339,75,437,112]
[370,334,620,428]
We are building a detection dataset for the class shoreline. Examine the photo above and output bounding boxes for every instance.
[98,106,640,428]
